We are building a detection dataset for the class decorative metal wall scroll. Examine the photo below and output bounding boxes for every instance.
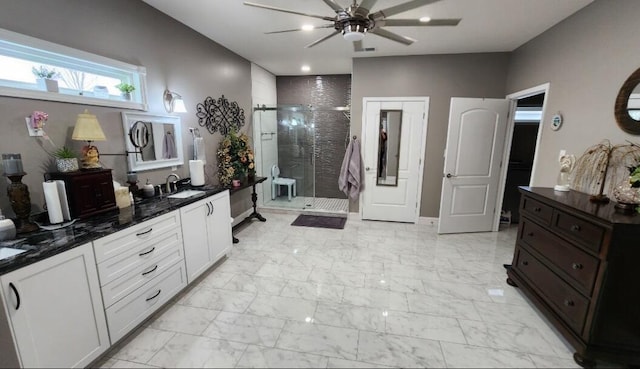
[195,95,245,136]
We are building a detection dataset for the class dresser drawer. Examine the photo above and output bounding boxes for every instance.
[514,247,589,334]
[100,244,184,308]
[94,211,181,264]
[105,260,187,343]
[521,196,553,225]
[520,220,599,295]
[551,210,605,253]
[96,227,182,287]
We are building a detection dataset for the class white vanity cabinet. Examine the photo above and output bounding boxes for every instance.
[0,243,109,368]
[180,190,232,283]
[92,210,187,343]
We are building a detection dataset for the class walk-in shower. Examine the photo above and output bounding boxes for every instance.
[253,105,350,215]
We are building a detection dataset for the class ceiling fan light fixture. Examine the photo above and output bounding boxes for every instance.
[342,23,367,42]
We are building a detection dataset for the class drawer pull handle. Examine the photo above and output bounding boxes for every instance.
[136,228,153,237]
[142,265,158,276]
[564,299,575,307]
[146,289,162,302]
[527,232,534,237]
[9,282,20,310]
[533,207,542,212]
[521,260,529,266]
[206,202,211,216]
[209,201,214,213]
[572,263,583,270]
[570,224,581,232]
[139,247,156,256]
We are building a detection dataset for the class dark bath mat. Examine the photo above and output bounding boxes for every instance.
[291,214,347,230]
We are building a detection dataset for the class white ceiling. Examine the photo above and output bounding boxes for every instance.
[143,0,593,76]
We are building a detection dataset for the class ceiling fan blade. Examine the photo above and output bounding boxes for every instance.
[322,0,343,12]
[354,0,378,17]
[370,0,441,20]
[265,24,335,34]
[305,31,340,48]
[353,40,364,52]
[244,2,335,21]
[370,28,415,45]
[382,18,461,27]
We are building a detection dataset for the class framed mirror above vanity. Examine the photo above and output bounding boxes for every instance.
[615,66,640,134]
[121,112,184,171]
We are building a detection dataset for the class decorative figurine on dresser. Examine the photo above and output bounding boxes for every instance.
[506,187,640,368]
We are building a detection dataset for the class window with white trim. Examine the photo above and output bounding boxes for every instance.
[0,28,148,110]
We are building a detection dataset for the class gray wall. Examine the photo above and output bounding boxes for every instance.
[277,75,351,199]
[352,53,511,217]
[506,0,640,188]
[0,0,253,218]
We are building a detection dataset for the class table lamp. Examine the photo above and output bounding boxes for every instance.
[72,109,106,169]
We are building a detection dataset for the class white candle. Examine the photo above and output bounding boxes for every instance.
[2,155,23,175]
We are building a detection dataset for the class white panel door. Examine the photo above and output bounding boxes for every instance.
[438,98,510,234]
[361,98,428,223]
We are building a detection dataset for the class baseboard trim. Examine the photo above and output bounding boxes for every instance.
[418,217,439,226]
[232,208,254,227]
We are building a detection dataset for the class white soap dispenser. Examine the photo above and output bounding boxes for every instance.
[0,209,16,241]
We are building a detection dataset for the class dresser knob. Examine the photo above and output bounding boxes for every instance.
[572,263,583,270]
[570,224,581,232]
[527,232,534,237]
[564,299,575,307]
[522,260,529,266]
[534,207,542,212]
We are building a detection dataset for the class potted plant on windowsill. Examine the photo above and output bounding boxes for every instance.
[32,66,60,92]
[116,82,135,101]
[53,146,79,173]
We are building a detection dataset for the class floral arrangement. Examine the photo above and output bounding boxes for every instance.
[30,110,48,130]
[115,82,135,93]
[217,129,255,186]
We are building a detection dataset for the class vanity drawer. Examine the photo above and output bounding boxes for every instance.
[100,244,184,308]
[551,210,605,253]
[96,228,182,286]
[521,196,553,225]
[93,211,181,264]
[520,220,599,295]
[514,247,589,334]
[105,260,187,343]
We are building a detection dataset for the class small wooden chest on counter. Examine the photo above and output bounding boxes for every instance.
[507,187,640,367]
[46,169,117,219]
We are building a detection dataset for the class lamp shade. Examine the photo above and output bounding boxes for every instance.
[173,97,187,113]
[72,109,106,141]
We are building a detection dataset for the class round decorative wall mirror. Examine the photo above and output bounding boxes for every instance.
[615,67,640,134]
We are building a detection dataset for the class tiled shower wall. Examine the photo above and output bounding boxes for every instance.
[276,75,351,199]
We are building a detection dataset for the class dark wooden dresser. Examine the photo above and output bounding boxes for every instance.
[507,187,640,367]
[47,169,117,219]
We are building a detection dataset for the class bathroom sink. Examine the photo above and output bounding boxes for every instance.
[167,189,206,199]
[0,247,27,261]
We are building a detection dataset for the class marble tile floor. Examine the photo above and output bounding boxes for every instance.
[96,210,594,368]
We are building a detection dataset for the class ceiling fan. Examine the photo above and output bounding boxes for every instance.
[243,0,461,51]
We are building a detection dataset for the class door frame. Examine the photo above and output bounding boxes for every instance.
[492,83,549,231]
[359,96,430,223]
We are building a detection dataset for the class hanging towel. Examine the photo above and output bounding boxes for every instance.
[339,138,363,200]
[193,137,206,163]
[163,132,177,159]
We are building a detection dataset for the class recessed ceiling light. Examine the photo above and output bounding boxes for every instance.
[419,16,431,23]
[301,24,314,31]
[301,65,311,72]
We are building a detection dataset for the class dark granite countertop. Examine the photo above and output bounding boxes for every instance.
[0,185,228,276]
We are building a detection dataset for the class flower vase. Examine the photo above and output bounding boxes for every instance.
[56,158,79,173]
[37,78,59,92]
[232,179,241,187]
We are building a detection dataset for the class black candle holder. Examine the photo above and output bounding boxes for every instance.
[4,172,38,233]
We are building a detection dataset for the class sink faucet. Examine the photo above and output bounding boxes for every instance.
[165,173,181,193]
